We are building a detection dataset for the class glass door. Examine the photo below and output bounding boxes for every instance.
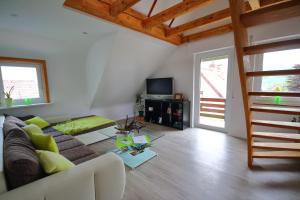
[194,48,233,132]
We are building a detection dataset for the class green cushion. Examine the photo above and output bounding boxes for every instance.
[25,116,50,129]
[36,150,75,174]
[22,124,44,138]
[31,134,59,153]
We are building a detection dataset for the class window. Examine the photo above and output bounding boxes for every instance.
[252,48,300,105]
[0,57,50,107]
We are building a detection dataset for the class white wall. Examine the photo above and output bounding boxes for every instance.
[152,17,300,139]
[0,29,90,120]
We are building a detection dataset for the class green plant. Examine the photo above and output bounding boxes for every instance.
[136,94,144,112]
[4,86,14,99]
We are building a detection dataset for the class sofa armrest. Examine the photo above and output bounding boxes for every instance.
[0,152,126,200]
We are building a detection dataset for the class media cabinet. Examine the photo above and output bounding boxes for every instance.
[144,99,190,130]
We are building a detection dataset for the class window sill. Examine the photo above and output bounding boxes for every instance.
[0,102,52,110]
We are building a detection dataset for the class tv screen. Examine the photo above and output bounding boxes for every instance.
[146,78,173,95]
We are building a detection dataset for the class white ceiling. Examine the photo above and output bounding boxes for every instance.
[0,0,119,46]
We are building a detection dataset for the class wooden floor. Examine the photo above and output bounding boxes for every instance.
[89,123,300,200]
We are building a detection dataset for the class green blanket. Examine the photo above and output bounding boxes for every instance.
[53,116,115,135]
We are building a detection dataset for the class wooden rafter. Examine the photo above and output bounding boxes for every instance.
[167,8,230,36]
[248,0,260,10]
[64,0,182,45]
[182,24,233,43]
[241,0,300,27]
[110,0,141,17]
[143,0,213,29]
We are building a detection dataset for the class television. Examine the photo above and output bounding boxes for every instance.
[146,78,173,95]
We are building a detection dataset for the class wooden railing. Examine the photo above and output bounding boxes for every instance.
[200,98,226,119]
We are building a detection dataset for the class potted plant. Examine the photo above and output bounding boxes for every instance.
[4,86,14,107]
[136,94,144,117]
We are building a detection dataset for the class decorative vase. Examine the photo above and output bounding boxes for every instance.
[5,98,13,107]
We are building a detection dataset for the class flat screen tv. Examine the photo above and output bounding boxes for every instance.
[146,78,173,95]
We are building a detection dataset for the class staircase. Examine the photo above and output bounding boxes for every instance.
[229,0,300,168]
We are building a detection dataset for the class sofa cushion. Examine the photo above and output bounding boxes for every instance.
[60,145,96,162]
[4,129,44,189]
[3,122,28,138]
[4,116,26,127]
[57,139,83,151]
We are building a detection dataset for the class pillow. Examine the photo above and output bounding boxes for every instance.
[4,130,44,189]
[22,124,44,138]
[30,134,59,153]
[4,115,27,127]
[36,150,75,174]
[25,116,50,129]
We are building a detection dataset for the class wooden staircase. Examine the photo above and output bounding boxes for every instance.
[229,0,300,168]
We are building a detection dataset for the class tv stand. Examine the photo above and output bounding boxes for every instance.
[144,99,190,130]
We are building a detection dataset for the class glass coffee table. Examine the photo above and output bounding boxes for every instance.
[112,134,157,169]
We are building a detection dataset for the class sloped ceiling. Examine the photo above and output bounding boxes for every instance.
[88,31,176,108]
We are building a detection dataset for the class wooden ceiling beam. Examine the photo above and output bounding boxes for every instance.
[143,0,213,29]
[110,0,141,17]
[166,8,230,36]
[64,0,182,45]
[248,0,260,10]
[167,0,282,36]
[182,24,233,43]
[241,0,300,27]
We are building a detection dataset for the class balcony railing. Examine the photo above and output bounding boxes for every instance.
[200,98,226,119]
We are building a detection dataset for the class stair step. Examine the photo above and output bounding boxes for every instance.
[241,0,300,28]
[246,69,300,77]
[248,91,300,97]
[253,151,300,159]
[253,132,300,142]
[253,142,300,151]
[250,106,300,115]
[252,120,300,130]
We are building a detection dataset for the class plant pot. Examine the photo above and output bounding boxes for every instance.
[5,98,13,107]
[138,111,144,117]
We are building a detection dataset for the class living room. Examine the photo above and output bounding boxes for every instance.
[0,0,300,200]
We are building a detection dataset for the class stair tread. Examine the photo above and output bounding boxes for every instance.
[253,132,300,141]
[253,142,300,150]
[253,151,300,158]
[246,69,300,77]
[251,105,300,114]
[252,120,300,130]
[248,91,300,97]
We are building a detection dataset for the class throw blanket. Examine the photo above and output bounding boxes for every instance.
[53,116,115,135]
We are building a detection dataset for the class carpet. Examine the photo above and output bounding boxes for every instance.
[75,130,109,145]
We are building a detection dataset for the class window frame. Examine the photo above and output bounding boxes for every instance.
[0,57,50,106]
[251,51,300,106]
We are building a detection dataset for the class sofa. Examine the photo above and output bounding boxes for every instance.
[0,115,126,200]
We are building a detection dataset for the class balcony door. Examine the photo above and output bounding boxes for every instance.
[194,48,234,132]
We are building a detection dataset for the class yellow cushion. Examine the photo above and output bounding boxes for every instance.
[22,124,44,138]
[25,116,50,129]
[36,150,75,174]
[31,134,59,153]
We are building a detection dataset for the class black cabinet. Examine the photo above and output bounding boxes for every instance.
[144,99,190,130]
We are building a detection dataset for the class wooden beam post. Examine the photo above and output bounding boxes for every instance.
[229,0,253,168]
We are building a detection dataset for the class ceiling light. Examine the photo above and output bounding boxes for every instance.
[82,32,88,35]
